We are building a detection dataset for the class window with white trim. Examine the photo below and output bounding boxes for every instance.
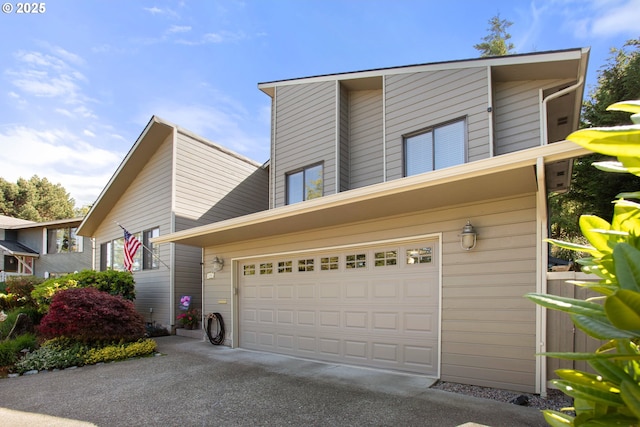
[404,118,466,176]
[47,227,83,253]
[99,226,158,272]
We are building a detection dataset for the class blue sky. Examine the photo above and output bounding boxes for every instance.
[1,0,638,207]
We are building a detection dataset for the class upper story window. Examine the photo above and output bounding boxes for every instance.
[404,118,466,176]
[286,163,323,205]
[47,227,83,254]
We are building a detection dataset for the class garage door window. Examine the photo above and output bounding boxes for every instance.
[278,261,292,273]
[298,259,314,272]
[260,263,273,274]
[407,247,433,264]
[374,250,398,266]
[346,253,366,269]
[243,264,256,275]
[321,256,339,271]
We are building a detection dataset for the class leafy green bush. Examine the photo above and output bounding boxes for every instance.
[32,269,136,313]
[0,307,41,339]
[0,333,37,366]
[4,275,43,307]
[83,339,157,364]
[38,287,146,343]
[13,338,87,373]
[526,101,640,426]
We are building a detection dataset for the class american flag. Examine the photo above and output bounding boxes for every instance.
[123,228,142,272]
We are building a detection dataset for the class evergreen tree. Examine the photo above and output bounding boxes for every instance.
[550,39,640,260]
[0,175,76,221]
[474,14,515,57]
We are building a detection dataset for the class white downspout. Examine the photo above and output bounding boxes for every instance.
[540,75,584,145]
[536,156,548,396]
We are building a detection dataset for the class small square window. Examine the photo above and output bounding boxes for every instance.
[286,163,323,204]
[321,256,339,271]
[407,248,432,264]
[260,263,273,274]
[298,259,314,272]
[278,261,292,273]
[374,250,397,266]
[243,264,256,276]
[346,253,366,269]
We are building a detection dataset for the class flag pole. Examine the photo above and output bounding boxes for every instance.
[115,222,171,270]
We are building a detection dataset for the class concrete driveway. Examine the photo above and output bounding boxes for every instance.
[0,335,546,426]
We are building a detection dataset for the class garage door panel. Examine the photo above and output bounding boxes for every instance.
[345,311,367,329]
[239,240,440,375]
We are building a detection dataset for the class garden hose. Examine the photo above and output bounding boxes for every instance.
[204,312,225,345]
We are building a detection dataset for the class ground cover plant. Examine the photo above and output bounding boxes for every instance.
[0,271,156,378]
[527,101,640,426]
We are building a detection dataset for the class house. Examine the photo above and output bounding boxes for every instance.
[0,215,92,281]
[153,48,592,394]
[76,116,269,330]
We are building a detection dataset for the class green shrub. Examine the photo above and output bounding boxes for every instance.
[0,333,37,366]
[32,270,136,313]
[14,338,87,373]
[4,275,43,308]
[83,339,157,364]
[0,307,40,339]
[526,101,640,426]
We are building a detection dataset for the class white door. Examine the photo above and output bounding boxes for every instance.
[238,240,439,375]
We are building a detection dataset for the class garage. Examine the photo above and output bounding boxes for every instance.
[238,238,440,375]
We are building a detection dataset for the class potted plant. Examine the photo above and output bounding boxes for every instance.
[177,308,200,330]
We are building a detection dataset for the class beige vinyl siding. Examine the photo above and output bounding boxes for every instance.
[348,89,384,189]
[93,134,174,327]
[339,84,349,192]
[174,131,268,231]
[493,79,565,155]
[274,81,337,207]
[203,192,538,392]
[173,131,268,318]
[384,67,490,180]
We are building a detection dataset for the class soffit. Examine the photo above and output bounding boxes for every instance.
[155,141,590,248]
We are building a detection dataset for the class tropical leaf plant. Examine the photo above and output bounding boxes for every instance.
[525,100,640,426]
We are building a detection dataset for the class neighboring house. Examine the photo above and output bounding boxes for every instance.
[77,116,269,329]
[154,48,591,394]
[0,215,91,280]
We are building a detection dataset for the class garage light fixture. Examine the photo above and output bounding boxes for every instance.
[460,220,477,251]
[206,257,225,280]
[212,257,225,272]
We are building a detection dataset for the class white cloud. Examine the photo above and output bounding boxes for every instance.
[144,101,269,161]
[590,1,640,37]
[168,25,191,34]
[143,6,179,18]
[83,129,96,137]
[0,126,122,206]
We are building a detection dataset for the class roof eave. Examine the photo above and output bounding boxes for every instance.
[153,141,590,248]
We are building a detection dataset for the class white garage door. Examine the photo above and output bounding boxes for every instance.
[238,240,439,375]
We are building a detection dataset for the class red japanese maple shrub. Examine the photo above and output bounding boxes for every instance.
[38,287,145,343]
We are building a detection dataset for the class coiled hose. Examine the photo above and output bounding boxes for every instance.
[204,312,225,345]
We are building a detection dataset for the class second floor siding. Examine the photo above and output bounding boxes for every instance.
[274,81,337,208]
[385,67,490,180]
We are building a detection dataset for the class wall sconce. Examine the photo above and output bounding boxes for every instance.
[206,257,225,280]
[212,256,224,272]
[460,220,477,251]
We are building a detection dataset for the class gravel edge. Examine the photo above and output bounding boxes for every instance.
[430,381,574,412]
